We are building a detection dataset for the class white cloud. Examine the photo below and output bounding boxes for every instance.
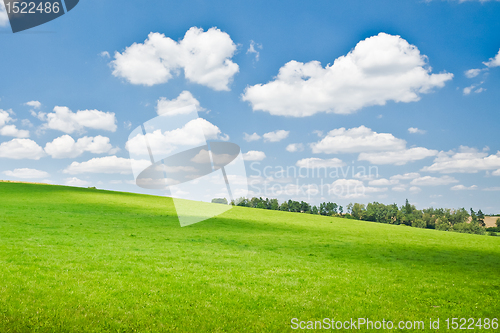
[451,184,478,191]
[0,2,8,27]
[463,85,474,95]
[410,175,458,186]
[483,48,500,68]
[311,126,405,154]
[111,27,239,91]
[126,118,227,156]
[247,40,262,62]
[408,127,426,134]
[45,135,118,158]
[156,91,205,116]
[465,68,482,78]
[358,147,438,165]
[0,139,45,159]
[25,101,42,109]
[99,51,110,58]
[422,146,500,173]
[0,109,13,127]
[390,172,420,180]
[392,184,407,192]
[492,169,500,176]
[242,33,453,117]
[409,186,421,193]
[243,132,261,142]
[368,178,399,186]
[263,130,289,142]
[296,157,345,168]
[286,143,304,152]
[484,187,500,191]
[0,125,29,138]
[3,168,49,179]
[43,106,117,134]
[64,177,91,187]
[243,150,266,161]
[64,156,150,175]
[328,179,386,199]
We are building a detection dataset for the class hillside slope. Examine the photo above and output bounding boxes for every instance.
[0,183,499,332]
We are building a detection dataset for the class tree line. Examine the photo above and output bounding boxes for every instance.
[211,197,496,236]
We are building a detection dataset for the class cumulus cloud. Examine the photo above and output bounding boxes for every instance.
[410,175,458,186]
[64,156,150,175]
[111,27,239,91]
[0,125,30,138]
[0,109,13,127]
[45,135,118,158]
[392,184,407,192]
[328,179,386,199]
[311,126,405,154]
[451,184,478,191]
[286,143,304,152]
[242,33,453,117]
[409,186,421,193]
[368,178,399,186]
[483,48,500,68]
[263,130,289,142]
[242,150,266,161]
[4,168,49,179]
[296,157,345,168]
[0,110,30,138]
[43,106,117,134]
[358,147,438,165]
[0,138,45,159]
[64,177,91,187]
[25,101,42,109]
[390,172,420,180]
[99,51,110,58]
[464,68,482,78]
[126,118,227,156]
[243,132,261,142]
[493,169,500,176]
[463,83,485,95]
[408,127,426,134]
[156,91,205,116]
[422,146,500,173]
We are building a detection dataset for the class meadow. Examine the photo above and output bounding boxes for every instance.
[0,182,499,332]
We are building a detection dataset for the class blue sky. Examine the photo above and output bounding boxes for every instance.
[0,0,499,212]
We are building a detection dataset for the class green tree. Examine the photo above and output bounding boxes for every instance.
[211,198,228,204]
[496,218,500,228]
[477,209,485,226]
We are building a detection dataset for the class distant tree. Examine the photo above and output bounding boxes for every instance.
[312,205,319,215]
[435,216,450,231]
[211,198,228,204]
[405,199,412,215]
[270,199,279,210]
[412,219,427,229]
[346,203,353,215]
[300,201,311,213]
[470,208,478,224]
[339,206,343,215]
[496,218,500,228]
[351,203,365,220]
[332,203,338,215]
[477,209,485,226]
[280,202,289,212]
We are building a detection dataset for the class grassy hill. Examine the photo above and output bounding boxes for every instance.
[0,182,499,332]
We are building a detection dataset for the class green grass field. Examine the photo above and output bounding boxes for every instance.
[0,182,499,332]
